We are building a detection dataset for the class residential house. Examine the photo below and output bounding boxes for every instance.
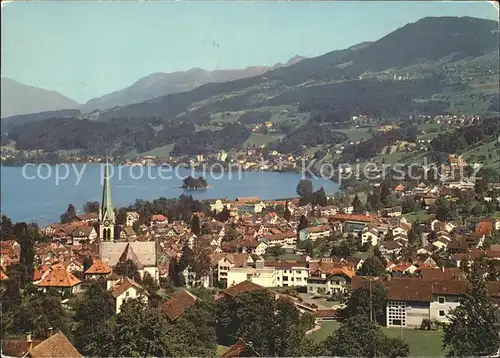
[70,226,98,244]
[35,263,82,295]
[307,260,356,295]
[267,261,309,287]
[361,227,381,246]
[330,213,375,233]
[3,332,83,358]
[109,276,149,314]
[220,338,259,358]
[451,249,500,268]
[125,211,140,227]
[161,289,198,321]
[299,225,332,242]
[84,259,112,280]
[74,212,99,224]
[210,199,231,214]
[150,214,168,227]
[352,277,500,328]
[215,253,254,286]
[390,263,418,276]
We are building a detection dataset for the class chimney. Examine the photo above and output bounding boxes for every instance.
[48,327,54,336]
[26,332,33,350]
[441,266,445,273]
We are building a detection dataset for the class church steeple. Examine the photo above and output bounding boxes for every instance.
[99,157,115,241]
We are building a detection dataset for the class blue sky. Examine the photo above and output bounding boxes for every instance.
[2,1,498,103]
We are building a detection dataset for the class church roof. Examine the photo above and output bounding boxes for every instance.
[99,242,156,267]
[118,243,144,269]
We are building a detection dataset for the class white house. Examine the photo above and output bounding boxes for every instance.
[125,211,140,227]
[109,276,149,314]
[362,228,381,246]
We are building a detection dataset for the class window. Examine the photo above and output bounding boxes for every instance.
[438,296,445,304]
[125,291,129,297]
[297,270,301,274]
[439,310,445,317]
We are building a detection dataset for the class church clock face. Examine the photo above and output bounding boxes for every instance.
[103,220,110,226]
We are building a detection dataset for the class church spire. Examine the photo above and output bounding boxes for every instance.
[100,156,115,240]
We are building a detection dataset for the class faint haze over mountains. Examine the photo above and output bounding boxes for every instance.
[80,55,306,113]
[0,78,79,118]
[1,1,497,103]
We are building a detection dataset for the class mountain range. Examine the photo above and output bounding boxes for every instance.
[94,16,499,121]
[0,55,306,118]
[0,78,80,118]
[80,55,306,113]
[2,16,499,158]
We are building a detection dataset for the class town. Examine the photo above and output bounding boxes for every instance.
[1,149,499,357]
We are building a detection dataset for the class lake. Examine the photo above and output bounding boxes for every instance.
[1,164,340,226]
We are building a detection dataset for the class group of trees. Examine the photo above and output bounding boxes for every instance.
[116,195,206,225]
[430,117,500,154]
[272,122,348,154]
[296,179,328,206]
[171,123,251,156]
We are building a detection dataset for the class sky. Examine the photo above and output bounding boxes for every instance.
[1,1,498,104]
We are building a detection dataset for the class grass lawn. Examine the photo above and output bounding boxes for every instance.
[402,210,431,223]
[243,133,284,148]
[312,321,445,357]
[338,127,373,142]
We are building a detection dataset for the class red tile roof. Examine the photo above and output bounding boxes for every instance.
[220,338,259,357]
[162,289,198,321]
[330,213,375,223]
[476,220,493,235]
[84,259,112,275]
[36,264,81,288]
[221,280,266,298]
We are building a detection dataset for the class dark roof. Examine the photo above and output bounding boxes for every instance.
[2,339,43,357]
[221,280,266,298]
[118,243,143,269]
[28,333,82,358]
[352,276,500,302]
[162,290,198,321]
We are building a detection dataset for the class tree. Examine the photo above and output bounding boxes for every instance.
[166,302,217,357]
[60,204,77,223]
[15,222,37,286]
[352,194,365,214]
[357,256,386,277]
[191,214,201,237]
[215,290,316,356]
[442,262,500,357]
[319,314,409,357]
[141,271,160,294]
[331,240,353,258]
[312,187,328,207]
[83,255,93,273]
[223,226,242,242]
[114,259,142,283]
[9,291,72,339]
[183,240,211,286]
[105,299,173,357]
[380,180,392,205]
[296,179,313,199]
[73,280,116,355]
[297,215,308,238]
[369,189,383,210]
[339,281,388,324]
[283,203,291,222]
[266,245,284,259]
[435,197,458,221]
[218,206,230,222]
[83,201,100,213]
[0,215,14,240]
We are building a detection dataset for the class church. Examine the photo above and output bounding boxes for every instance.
[98,160,116,241]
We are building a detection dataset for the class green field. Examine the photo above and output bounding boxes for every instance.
[312,321,445,357]
[402,210,431,223]
[243,133,284,148]
[338,127,374,142]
